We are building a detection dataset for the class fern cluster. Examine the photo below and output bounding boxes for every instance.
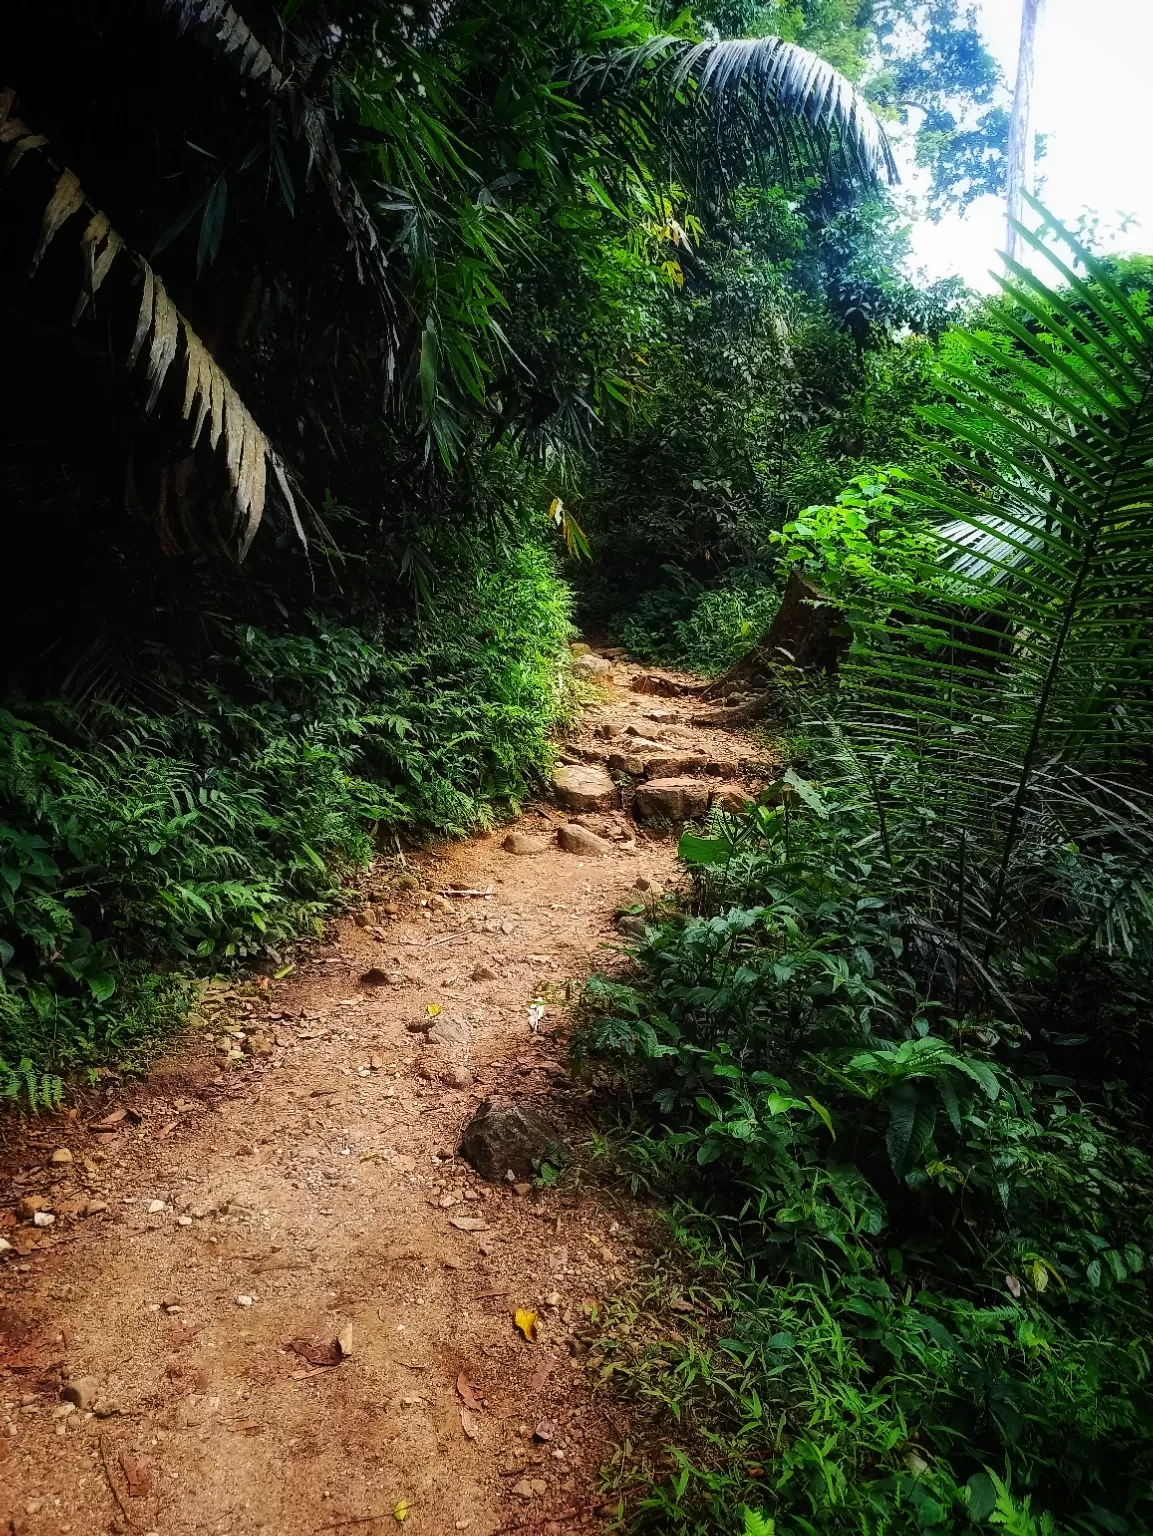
[0,544,571,1093]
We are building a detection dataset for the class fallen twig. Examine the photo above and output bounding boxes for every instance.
[99,1435,141,1530]
[316,1517,387,1532]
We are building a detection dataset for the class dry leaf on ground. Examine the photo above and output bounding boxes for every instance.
[514,1309,538,1343]
[91,1108,127,1129]
[459,1407,481,1441]
[121,1452,153,1497]
[528,1353,558,1391]
[286,1337,342,1367]
[456,1371,484,1411]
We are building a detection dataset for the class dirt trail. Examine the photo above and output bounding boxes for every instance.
[0,659,769,1536]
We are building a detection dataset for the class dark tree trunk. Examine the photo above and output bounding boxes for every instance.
[700,571,848,700]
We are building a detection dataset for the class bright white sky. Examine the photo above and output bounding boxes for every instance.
[901,0,1153,291]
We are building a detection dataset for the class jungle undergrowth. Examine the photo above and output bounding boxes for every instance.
[0,544,573,1104]
[579,781,1153,1536]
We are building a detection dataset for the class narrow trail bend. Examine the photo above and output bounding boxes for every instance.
[0,657,771,1536]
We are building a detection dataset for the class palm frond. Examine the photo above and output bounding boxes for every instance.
[575,34,897,188]
[2,94,304,558]
[159,0,283,87]
[829,198,1153,963]
[156,0,397,319]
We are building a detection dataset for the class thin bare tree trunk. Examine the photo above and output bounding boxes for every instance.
[1005,0,1044,264]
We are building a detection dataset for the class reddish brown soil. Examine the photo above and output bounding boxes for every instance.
[0,663,768,1536]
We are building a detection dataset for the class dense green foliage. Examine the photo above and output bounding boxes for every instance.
[7,7,1153,1535]
[581,216,1153,1534]
[2,0,992,1089]
[586,793,1152,1534]
[572,191,961,663]
[2,545,571,1101]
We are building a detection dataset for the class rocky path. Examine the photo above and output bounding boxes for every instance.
[0,656,771,1536]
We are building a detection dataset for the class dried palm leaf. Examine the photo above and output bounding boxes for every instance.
[156,0,397,326]
[1,118,48,180]
[2,93,303,559]
[143,272,180,412]
[160,0,283,88]
[73,212,122,323]
[30,169,85,271]
[127,263,156,369]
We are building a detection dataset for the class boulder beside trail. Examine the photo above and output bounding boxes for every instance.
[458,1098,569,1181]
[502,832,549,855]
[713,783,755,813]
[572,652,613,679]
[557,822,611,856]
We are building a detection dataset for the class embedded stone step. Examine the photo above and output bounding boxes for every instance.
[633,776,753,824]
[641,754,737,780]
[551,763,618,813]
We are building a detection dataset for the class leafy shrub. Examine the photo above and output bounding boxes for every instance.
[0,543,571,1089]
[581,785,1153,1535]
[617,573,780,677]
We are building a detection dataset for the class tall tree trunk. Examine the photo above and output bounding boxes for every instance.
[1005,0,1044,264]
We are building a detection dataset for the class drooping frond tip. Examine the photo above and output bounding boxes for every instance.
[1,91,304,559]
[158,0,283,88]
[685,37,897,184]
[578,34,898,187]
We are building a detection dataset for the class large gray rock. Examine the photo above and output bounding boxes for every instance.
[713,783,754,814]
[551,763,617,813]
[502,832,548,856]
[426,1014,470,1047]
[458,1098,569,1181]
[572,652,613,679]
[606,752,646,777]
[632,776,712,823]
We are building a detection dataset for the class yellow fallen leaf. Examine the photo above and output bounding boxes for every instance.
[514,1308,538,1343]
[426,1003,441,1017]
[393,1498,409,1523]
